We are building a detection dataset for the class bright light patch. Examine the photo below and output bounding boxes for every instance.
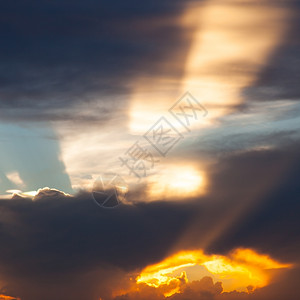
[167,168,203,193]
[148,166,205,199]
[4,189,38,199]
[21,190,38,197]
[6,189,22,195]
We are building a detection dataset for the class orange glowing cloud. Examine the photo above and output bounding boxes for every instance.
[136,248,292,296]
[0,295,20,300]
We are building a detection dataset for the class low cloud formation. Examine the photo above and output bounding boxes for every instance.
[0,142,299,299]
[0,189,198,299]
[113,269,300,300]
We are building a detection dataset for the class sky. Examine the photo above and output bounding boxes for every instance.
[0,0,300,299]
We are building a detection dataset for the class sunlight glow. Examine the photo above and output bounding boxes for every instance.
[148,166,206,199]
[180,0,290,126]
[21,191,38,197]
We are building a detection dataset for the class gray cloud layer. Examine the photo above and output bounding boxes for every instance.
[0,0,193,122]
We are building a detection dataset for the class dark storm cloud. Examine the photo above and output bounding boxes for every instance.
[0,194,194,272]
[0,191,198,299]
[202,143,300,263]
[0,0,193,122]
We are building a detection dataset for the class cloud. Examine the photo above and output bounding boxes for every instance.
[115,276,222,300]
[113,269,300,300]
[0,142,300,299]
[0,189,199,300]
[1,1,300,299]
